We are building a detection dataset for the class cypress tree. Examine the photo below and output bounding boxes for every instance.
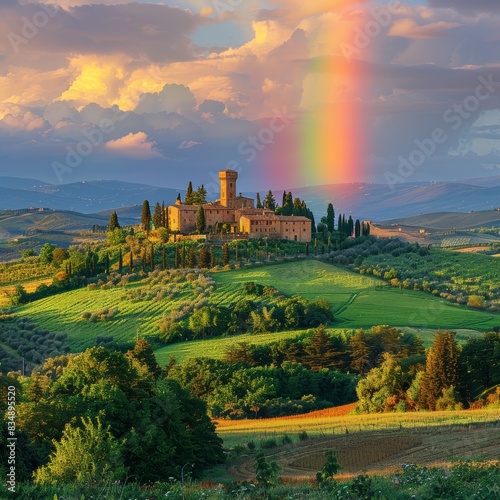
[105,252,110,274]
[326,203,335,232]
[355,219,361,238]
[186,246,197,268]
[175,244,180,269]
[161,201,166,227]
[141,200,151,233]
[150,244,155,270]
[129,250,134,272]
[142,249,146,272]
[162,244,166,270]
[347,216,353,237]
[185,181,194,204]
[222,243,230,266]
[196,205,206,233]
[256,193,262,209]
[118,248,123,274]
[209,246,215,268]
[199,245,211,268]
[181,243,186,268]
[152,202,163,229]
[337,214,342,234]
[109,211,120,231]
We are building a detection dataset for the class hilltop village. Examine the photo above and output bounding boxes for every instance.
[167,170,312,241]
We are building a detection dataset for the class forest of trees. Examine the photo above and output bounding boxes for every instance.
[0,340,224,484]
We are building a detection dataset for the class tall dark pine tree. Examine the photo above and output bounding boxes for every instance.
[304,326,344,371]
[347,216,353,237]
[161,201,166,227]
[141,200,151,233]
[355,219,361,238]
[419,331,461,411]
[198,245,211,268]
[222,243,230,266]
[349,329,371,376]
[109,211,120,231]
[186,246,197,268]
[152,202,163,229]
[193,185,207,205]
[209,246,215,268]
[263,190,276,211]
[326,203,335,232]
[185,181,194,204]
[282,192,293,216]
[256,192,262,209]
[175,244,180,269]
[337,214,342,234]
[118,248,123,274]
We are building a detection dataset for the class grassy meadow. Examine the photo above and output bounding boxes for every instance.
[12,260,499,356]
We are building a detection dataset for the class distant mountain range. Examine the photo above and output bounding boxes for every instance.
[1,175,500,222]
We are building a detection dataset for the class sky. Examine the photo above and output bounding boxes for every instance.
[0,0,500,192]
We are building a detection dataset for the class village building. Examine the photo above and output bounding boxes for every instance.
[167,170,312,242]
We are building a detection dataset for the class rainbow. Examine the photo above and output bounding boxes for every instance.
[260,5,372,189]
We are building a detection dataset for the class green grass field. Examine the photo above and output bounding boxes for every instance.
[16,260,499,357]
[213,261,499,330]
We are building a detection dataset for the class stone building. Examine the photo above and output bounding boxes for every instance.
[167,170,312,242]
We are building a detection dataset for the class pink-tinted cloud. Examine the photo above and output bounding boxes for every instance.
[106,131,164,160]
[389,18,462,39]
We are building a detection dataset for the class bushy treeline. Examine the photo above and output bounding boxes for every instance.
[356,330,500,413]
[0,341,223,486]
[158,281,333,343]
[324,236,500,311]
[0,315,69,373]
[167,355,358,419]
[166,325,427,419]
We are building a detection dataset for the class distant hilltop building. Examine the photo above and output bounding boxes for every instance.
[168,169,312,241]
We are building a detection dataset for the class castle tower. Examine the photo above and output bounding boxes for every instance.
[219,169,238,208]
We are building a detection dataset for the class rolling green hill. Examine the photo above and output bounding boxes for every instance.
[17,261,499,359]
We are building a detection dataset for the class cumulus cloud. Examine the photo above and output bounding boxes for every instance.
[389,18,462,39]
[106,132,164,160]
[178,140,201,149]
[0,111,46,132]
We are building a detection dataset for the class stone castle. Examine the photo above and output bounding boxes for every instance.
[167,170,312,242]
